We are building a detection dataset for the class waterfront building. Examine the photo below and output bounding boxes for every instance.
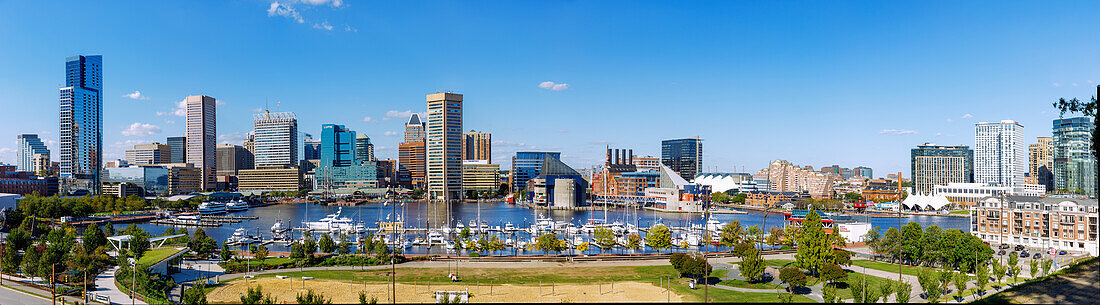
[591,148,638,197]
[644,164,711,212]
[975,120,1026,189]
[511,151,561,198]
[103,165,170,196]
[316,124,377,190]
[632,156,660,172]
[1052,117,1096,196]
[216,144,254,177]
[462,160,500,193]
[355,134,375,163]
[17,134,50,173]
[404,113,426,143]
[398,142,426,189]
[745,191,810,208]
[971,195,1098,256]
[860,179,901,202]
[375,159,397,187]
[102,182,144,198]
[693,172,754,193]
[125,143,171,165]
[756,160,837,199]
[185,95,216,190]
[661,137,703,181]
[911,143,974,195]
[253,111,298,167]
[933,182,1042,206]
[59,55,103,193]
[155,163,201,195]
[1028,137,1054,191]
[462,130,491,161]
[426,92,463,201]
[303,135,321,160]
[528,156,588,208]
[167,136,186,163]
[237,165,302,191]
[0,165,55,196]
[854,166,873,179]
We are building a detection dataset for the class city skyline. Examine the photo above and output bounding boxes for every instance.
[1,1,1099,176]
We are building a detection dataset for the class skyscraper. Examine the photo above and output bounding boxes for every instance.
[1028,137,1054,191]
[303,135,321,160]
[253,111,298,166]
[404,113,426,143]
[317,124,377,190]
[511,151,562,197]
[16,134,49,173]
[59,55,103,193]
[355,134,374,164]
[399,142,426,189]
[911,143,974,195]
[167,136,187,163]
[185,95,216,190]
[125,143,171,165]
[1053,117,1096,196]
[462,130,491,161]
[975,120,1026,189]
[661,137,703,181]
[427,92,463,201]
[216,144,254,177]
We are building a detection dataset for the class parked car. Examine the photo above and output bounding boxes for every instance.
[999,244,1011,249]
[1058,250,1068,255]
[1020,251,1030,258]
[1033,253,1042,259]
[998,249,1007,255]
[1014,245,1025,251]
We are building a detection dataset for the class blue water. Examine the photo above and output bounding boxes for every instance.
[132,201,970,255]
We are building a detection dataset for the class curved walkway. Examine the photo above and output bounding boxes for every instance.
[95,266,147,305]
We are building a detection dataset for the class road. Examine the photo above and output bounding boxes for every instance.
[0,285,49,304]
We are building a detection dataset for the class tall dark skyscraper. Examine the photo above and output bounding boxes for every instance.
[59,55,103,193]
[167,136,186,163]
[661,137,703,181]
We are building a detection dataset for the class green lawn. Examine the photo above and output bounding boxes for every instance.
[137,247,185,267]
[765,259,796,268]
[950,210,971,215]
[954,278,1026,299]
[834,271,892,300]
[851,260,934,277]
[718,278,784,290]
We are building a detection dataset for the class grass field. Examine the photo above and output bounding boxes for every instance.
[851,260,933,277]
[137,247,185,267]
[210,265,816,303]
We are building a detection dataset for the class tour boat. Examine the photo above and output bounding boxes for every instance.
[226,200,249,212]
[197,202,227,215]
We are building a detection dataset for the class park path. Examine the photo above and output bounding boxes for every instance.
[95,266,147,305]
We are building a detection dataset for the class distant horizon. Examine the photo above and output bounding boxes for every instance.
[1,1,1098,176]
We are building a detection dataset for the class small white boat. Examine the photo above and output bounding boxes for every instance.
[428,231,445,244]
[504,222,515,231]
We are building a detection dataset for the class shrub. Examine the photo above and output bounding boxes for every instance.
[779,267,807,289]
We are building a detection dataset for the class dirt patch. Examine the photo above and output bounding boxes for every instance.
[982,260,1099,304]
[208,277,683,303]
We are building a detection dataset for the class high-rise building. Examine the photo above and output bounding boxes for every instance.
[426,92,463,201]
[911,143,974,195]
[185,95,216,190]
[398,142,426,189]
[375,159,397,187]
[661,137,703,181]
[462,160,500,193]
[216,144,254,177]
[32,154,51,175]
[303,135,321,160]
[355,134,374,164]
[16,134,49,173]
[243,133,255,155]
[1028,137,1054,191]
[125,143,171,165]
[975,120,1026,190]
[755,160,837,199]
[511,151,561,198]
[59,55,103,193]
[316,124,377,190]
[632,156,660,172]
[167,136,186,163]
[462,130,491,161]
[1053,117,1096,196]
[253,111,298,167]
[853,166,873,179]
[404,113,426,143]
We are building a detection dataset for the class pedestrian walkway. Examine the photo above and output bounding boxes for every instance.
[94,266,147,305]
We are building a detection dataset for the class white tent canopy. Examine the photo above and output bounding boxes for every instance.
[901,194,951,211]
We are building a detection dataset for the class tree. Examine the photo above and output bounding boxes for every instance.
[822,284,838,303]
[254,244,269,261]
[535,233,565,254]
[669,253,688,271]
[974,262,989,295]
[917,268,942,303]
[739,247,766,282]
[593,227,616,253]
[779,267,807,290]
[895,280,913,303]
[318,233,336,254]
[842,192,863,202]
[937,270,952,300]
[952,272,969,300]
[1029,259,1039,279]
[182,282,209,305]
[795,209,830,275]
[240,285,277,304]
[625,233,642,252]
[130,233,150,259]
[680,253,712,281]
[1008,255,1021,283]
[831,249,851,266]
[83,225,107,255]
[732,243,754,258]
[296,289,332,304]
[337,234,351,255]
[303,236,318,257]
[863,227,882,257]
[1041,259,1052,276]
[576,242,589,253]
[645,224,672,253]
[850,273,867,303]
[882,227,901,263]
[220,244,235,261]
[746,225,763,243]
[459,227,471,239]
[877,281,895,304]
[819,263,847,285]
[899,222,923,266]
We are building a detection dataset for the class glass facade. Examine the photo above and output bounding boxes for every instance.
[1053,117,1096,196]
[103,166,170,196]
[911,144,974,195]
[167,136,186,163]
[661,137,703,181]
[16,134,49,172]
[59,55,103,186]
[511,151,561,196]
[317,124,377,189]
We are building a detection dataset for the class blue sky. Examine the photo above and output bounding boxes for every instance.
[1,1,1097,176]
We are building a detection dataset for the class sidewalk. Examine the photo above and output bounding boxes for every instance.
[94,266,147,305]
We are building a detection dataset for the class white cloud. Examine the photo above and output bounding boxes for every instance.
[557,129,569,134]
[164,119,175,124]
[362,116,374,122]
[111,139,147,148]
[1053,82,1061,87]
[216,100,226,106]
[946,118,953,123]
[156,111,167,116]
[123,90,149,100]
[961,114,973,119]
[267,2,304,23]
[345,25,357,32]
[1072,83,1079,87]
[935,133,943,136]
[313,21,333,31]
[383,131,398,136]
[384,110,424,121]
[252,108,265,112]
[0,147,14,154]
[538,81,569,91]
[879,129,918,135]
[121,123,162,137]
[298,0,343,7]
[173,99,187,117]
[219,132,246,145]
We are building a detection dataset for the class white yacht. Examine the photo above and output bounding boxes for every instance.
[428,231,445,245]
[304,207,363,232]
[504,222,515,231]
[197,202,227,215]
[226,200,249,212]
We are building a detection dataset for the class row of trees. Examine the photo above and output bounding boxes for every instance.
[861,222,993,272]
[6,194,205,223]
